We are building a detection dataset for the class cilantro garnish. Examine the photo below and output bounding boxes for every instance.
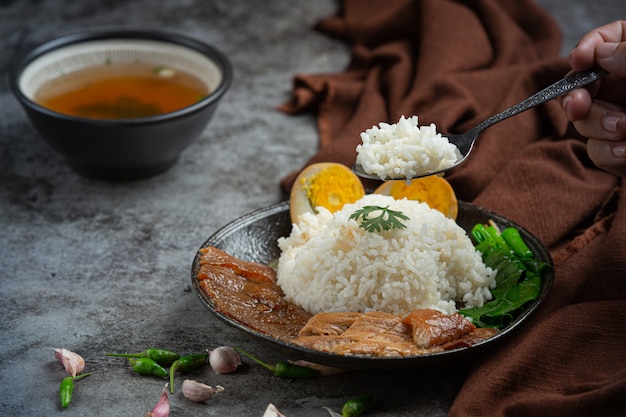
[349,205,409,232]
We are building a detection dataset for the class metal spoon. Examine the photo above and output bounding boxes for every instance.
[353,68,608,181]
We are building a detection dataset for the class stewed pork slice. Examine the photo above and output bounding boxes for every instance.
[297,312,362,337]
[196,247,312,340]
[402,308,476,348]
[198,246,277,284]
[294,311,421,357]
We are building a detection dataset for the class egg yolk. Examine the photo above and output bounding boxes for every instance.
[301,165,364,213]
[373,175,458,219]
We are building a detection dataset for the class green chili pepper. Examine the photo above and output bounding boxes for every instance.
[169,353,209,393]
[501,227,533,259]
[341,394,375,417]
[128,357,168,377]
[106,348,180,366]
[59,372,92,409]
[234,347,320,379]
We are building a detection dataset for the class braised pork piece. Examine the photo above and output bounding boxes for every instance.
[196,247,498,356]
[293,310,498,356]
[403,308,476,348]
[295,311,420,356]
[196,246,312,341]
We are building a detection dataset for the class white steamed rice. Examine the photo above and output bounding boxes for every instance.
[355,115,459,180]
[276,194,495,316]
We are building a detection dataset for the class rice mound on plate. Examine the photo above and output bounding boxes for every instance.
[276,194,496,316]
[355,115,460,180]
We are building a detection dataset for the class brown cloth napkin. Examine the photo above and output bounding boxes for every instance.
[279,0,626,416]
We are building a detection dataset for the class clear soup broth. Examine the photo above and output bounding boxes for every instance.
[35,65,209,119]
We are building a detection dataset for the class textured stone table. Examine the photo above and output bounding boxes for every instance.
[0,1,620,416]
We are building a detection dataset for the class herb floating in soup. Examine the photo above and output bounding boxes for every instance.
[35,65,208,119]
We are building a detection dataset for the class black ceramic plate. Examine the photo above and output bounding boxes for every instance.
[191,201,553,370]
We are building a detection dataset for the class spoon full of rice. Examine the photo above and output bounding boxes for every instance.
[353,68,606,181]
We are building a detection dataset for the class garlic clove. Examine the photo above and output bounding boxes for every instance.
[262,403,287,417]
[53,348,85,377]
[207,346,242,374]
[145,384,170,417]
[181,379,224,403]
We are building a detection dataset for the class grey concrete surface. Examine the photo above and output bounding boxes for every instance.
[0,1,622,416]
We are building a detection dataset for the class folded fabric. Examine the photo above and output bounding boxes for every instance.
[279,0,626,416]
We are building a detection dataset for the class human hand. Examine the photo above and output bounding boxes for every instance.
[561,21,626,177]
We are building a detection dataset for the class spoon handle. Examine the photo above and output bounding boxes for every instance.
[473,68,608,134]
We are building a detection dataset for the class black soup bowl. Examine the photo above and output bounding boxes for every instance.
[10,30,232,180]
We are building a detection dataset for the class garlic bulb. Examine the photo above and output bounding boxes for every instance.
[181,379,224,403]
[208,346,241,374]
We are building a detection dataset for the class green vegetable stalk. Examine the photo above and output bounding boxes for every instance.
[500,227,533,258]
[106,348,180,366]
[234,347,320,379]
[59,372,92,409]
[472,223,510,251]
[128,357,168,378]
[169,353,209,393]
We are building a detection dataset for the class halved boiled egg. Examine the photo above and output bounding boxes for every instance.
[373,175,458,219]
[289,162,365,223]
